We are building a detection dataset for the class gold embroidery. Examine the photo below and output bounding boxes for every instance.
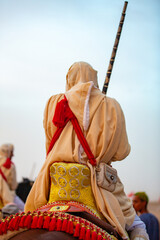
[70,189,80,199]
[81,177,90,187]
[58,189,67,198]
[81,167,90,176]
[69,178,79,188]
[57,165,66,176]
[69,166,79,177]
[51,175,57,185]
[58,177,67,188]
[50,165,56,175]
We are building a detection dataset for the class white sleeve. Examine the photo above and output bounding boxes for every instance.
[126,214,146,231]
[126,215,150,240]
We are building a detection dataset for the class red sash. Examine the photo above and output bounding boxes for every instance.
[3,158,13,169]
[47,95,96,166]
[0,168,8,183]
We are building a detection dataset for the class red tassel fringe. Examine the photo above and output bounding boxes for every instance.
[0,211,115,240]
[43,216,51,229]
[79,225,86,240]
[0,222,3,234]
[2,221,8,234]
[37,215,44,228]
[31,216,38,229]
[8,217,15,231]
[66,218,74,234]
[91,230,97,240]
[74,222,80,237]
[61,218,68,232]
[85,228,91,240]
[56,217,62,231]
[12,216,21,231]
[97,233,103,240]
[24,215,32,229]
[19,215,27,228]
[69,220,74,234]
[49,216,56,231]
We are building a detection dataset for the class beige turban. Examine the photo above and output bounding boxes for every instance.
[0,144,14,158]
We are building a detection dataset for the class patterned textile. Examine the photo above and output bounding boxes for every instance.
[48,162,101,218]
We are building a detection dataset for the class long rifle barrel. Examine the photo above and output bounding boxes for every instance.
[102,1,128,94]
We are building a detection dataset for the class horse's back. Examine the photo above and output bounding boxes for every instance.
[10,229,78,240]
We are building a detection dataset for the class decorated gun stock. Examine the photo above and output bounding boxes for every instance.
[102,1,128,94]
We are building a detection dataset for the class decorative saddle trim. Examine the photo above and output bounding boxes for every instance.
[37,201,102,219]
[0,211,118,240]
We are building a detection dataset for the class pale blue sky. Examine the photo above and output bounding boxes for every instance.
[0,0,160,201]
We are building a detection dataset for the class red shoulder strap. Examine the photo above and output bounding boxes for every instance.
[0,168,8,183]
[47,96,96,166]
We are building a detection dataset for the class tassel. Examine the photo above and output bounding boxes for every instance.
[8,217,15,231]
[37,215,44,228]
[19,215,27,228]
[12,215,21,230]
[0,221,5,234]
[31,216,39,229]
[69,221,74,234]
[43,216,51,229]
[61,217,68,232]
[2,220,8,234]
[97,233,102,240]
[0,222,3,234]
[74,221,80,237]
[24,214,32,229]
[79,223,86,240]
[56,217,62,231]
[91,230,97,240]
[68,220,74,234]
[49,216,56,231]
[85,228,91,240]
[66,217,73,234]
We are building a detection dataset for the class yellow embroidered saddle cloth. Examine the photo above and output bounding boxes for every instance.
[47,162,102,219]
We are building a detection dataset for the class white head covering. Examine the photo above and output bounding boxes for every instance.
[0,144,14,158]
